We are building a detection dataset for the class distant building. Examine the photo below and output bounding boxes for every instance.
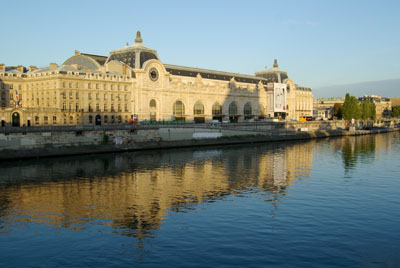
[313,97,344,120]
[358,95,391,119]
[390,97,400,107]
[0,31,313,127]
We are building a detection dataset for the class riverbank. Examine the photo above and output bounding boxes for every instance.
[0,127,398,160]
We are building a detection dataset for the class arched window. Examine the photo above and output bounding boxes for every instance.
[212,102,222,115]
[173,101,185,116]
[150,99,156,108]
[193,101,204,115]
[244,102,252,116]
[229,102,238,115]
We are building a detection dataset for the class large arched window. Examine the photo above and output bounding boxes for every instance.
[244,102,252,116]
[150,99,157,108]
[173,100,185,116]
[229,102,238,115]
[193,101,204,115]
[212,102,222,115]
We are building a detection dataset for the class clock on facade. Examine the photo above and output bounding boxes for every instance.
[149,68,159,81]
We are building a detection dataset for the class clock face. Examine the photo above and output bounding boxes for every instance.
[149,68,159,82]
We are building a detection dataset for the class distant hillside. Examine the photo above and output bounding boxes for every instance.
[315,79,400,98]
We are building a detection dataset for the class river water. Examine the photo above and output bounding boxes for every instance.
[1,132,400,267]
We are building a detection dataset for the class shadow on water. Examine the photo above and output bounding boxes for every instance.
[0,139,315,240]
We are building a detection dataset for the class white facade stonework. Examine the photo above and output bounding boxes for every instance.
[0,31,313,127]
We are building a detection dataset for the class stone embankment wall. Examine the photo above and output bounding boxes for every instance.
[0,120,357,160]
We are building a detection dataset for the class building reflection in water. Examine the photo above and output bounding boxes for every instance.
[0,141,314,240]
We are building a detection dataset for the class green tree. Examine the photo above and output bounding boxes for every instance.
[392,106,400,118]
[333,103,342,119]
[370,102,376,120]
[342,93,352,120]
[360,101,370,120]
[342,93,361,120]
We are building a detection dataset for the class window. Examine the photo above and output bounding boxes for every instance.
[104,84,107,90]
[124,94,128,101]
[104,104,108,112]
[35,116,39,125]
[125,103,128,112]
[89,115,93,124]
[88,83,91,89]
[88,104,92,112]
[150,99,156,108]
[62,82,65,88]
[212,102,222,115]
[193,101,204,115]
[44,116,48,125]
[76,103,79,112]
[118,104,121,112]
[173,101,185,116]
[69,103,72,112]
[88,93,92,100]
[96,103,100,111]
[111,104,114,112]
[111,94,114,100]
[96,93,99,100]
[62,103,66,111]
[96,84,99,89]
[1,93,5,100]
[62,92,66,99]
[53,116,57,124]
[229,102,238,115]
[69,92,73,99]
[69,82,72,88]
[244,102,252,116]
[117,94,120,101]
[104,94,107,100]
[104,115,108,123]
[76,92,79,99]
[69,116,73,124]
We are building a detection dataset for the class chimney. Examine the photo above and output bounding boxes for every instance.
[29,66,38,72]
[49,63,58,69]
[123,63,127,75]
[0,64,4,72]
[17,65,24,73]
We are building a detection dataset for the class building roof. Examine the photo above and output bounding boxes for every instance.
[164,64,268,85]
[105,30,159,69]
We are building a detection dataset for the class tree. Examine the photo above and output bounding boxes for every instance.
[392,106,400,118]
[360,101,371,120]
[342,93,352,120]
[370,102,376,120]
[333,103,342,119]
[342,93,361,120]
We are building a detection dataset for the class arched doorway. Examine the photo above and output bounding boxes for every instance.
[95,114,101,125]
[212,102,223,122]
[244,102,252,120]
[193,101,205,123]
[150,99,157,121]
[12,112,20,127]
[173,100,185,121]
[228,102,239,123]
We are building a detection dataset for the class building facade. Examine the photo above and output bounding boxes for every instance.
[0,31,313,127]
[358,94,392,119]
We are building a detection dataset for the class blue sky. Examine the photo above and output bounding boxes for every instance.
[1,0,399,90]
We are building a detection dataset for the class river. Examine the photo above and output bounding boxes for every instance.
[1,132,399,267]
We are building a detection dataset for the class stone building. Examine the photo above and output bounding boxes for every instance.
[313,97,345,120]
[0,31,313,127]
[358,94,392,119]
